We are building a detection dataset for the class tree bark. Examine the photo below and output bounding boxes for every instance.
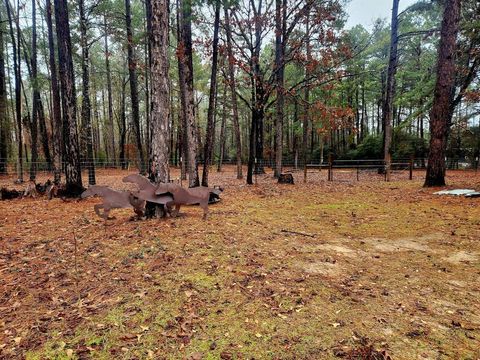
[223,5,242,179]
[79,0,95,185]
[46,0,62,184]
[6,0,23,183]
[178,0,199,187]
[247,0,266,183]
[382,0,399,165]
[201,0,220,187]
[119,77,127,169]
[125,0,145,173]
[424,0,461,187]
[54,0,83,194]
[148,0,170,184]
[303,9,310,167]
[104,14,115,165]
[217,83,227,172]
[274,0,285,177]
[29,0,39,181]
[0,11,7,175]
[145,0,152,160]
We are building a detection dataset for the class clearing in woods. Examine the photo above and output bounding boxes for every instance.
[0,167,479,359]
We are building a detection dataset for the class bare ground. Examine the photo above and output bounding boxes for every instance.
[0,167,479,359]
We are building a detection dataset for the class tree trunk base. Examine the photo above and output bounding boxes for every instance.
[63,183,85,198]
[423,178,446,187]
[145,201,167,219]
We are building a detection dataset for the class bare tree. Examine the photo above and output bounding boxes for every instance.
[125,0,145,173]
[46,0,62,184]
[223,4,242,179]
[104,14,115,165]
[29,0,39,181]
[274,0,286,177]
[202,0,221,187]
[0,10,7,175]
[5,0,23,183]
[79,0,95,184]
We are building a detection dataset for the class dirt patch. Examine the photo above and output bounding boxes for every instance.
[445,251,478,264]
[301,260,343,277]
[365,235,437,252]
[315,244,357,257]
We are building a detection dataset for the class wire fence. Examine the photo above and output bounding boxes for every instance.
[0,156,478,183]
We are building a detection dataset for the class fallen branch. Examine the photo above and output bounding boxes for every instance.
[280,229,315,238]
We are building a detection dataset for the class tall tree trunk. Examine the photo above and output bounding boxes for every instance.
[247,78,256,185]
[148,0,170,183]
[29,0,38,181]
[424,0,461,187]
[303,10,310,167]
[274,0,285,177]
[32,10,52,172]
[178,0,199,187]
[361,81,367,140]
[251,0,265,177]
[103,15,115,165]
[223,5,242,179]
[125,0,145,174]
[145,0,152,160]
[217,82,227,172]
[201,0,220,187]
[55,0,83,194]
[119,76,127,169]
[79,0,95,185]
[0,11,7,175]
[46,0,62,184]
[6,0,23,182]
[382,0,399,164]
[37,94,51,170]
[176,0,187,181]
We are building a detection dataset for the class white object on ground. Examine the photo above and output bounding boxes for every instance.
[434,189,476,196]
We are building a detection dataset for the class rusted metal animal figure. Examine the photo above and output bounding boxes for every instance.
[155,183,222,220]
[81,185,145,220]
[122,174,173,206]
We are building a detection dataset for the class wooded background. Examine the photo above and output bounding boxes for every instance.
[0,0,478,190]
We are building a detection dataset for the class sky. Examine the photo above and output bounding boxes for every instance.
[345,0,419,30]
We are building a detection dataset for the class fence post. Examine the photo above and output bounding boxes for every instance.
[356,166,359,181]
[328,153,333,181]
[409,155,414,180]
[304,164,307,183]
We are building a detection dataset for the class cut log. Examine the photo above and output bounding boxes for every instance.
[0,188,22,200]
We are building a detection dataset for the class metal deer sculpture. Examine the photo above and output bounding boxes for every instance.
[122,174,173,206]
[81,185,145,220]
[155,183,223,220]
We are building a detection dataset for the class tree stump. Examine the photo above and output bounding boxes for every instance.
[278,173,294,184]
[144,202,167,219]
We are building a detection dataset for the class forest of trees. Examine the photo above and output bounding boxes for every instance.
[0,0,478,190]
